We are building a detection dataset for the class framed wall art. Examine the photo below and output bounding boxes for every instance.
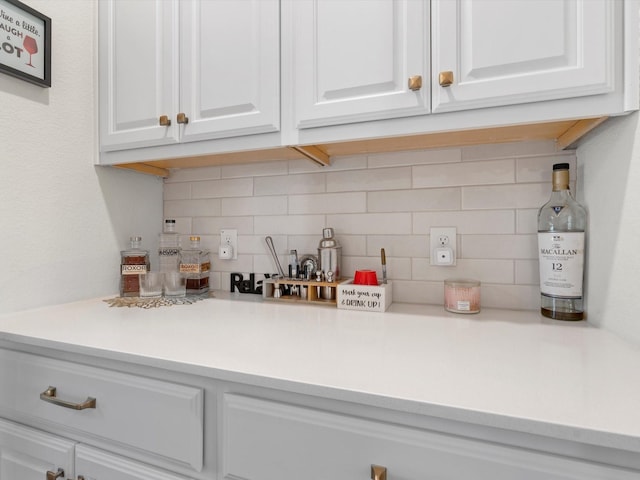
[0,0,51,87]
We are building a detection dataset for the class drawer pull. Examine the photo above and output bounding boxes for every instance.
[46,468,64,480]
[40,386,97,410]
[371,465,387,480]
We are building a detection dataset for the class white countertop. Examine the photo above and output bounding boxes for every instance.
[1,293,639,454]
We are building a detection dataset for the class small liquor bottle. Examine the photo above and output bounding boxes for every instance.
[158,219,181,273]
[537,163,587,320]
[120,236,150,297]
[179,236,210,294]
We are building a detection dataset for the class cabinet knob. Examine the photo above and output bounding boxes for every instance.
[159,115,171,127]
[439,71,454,87]
[371,465,387,480]
[177,112,189,124]
[46,468,65,480]
[408,75,422,91]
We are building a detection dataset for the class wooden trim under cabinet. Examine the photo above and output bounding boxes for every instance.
[109,117,608,177]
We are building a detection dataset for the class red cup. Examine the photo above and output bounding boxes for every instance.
[353,270,378,285]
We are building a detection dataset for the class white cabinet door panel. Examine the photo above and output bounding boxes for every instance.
[0,418,74,480]
[179,0,280,141]
[223,394,638,480]
[432,0,616,112]
[292,0,429,128]
[99,0,179,151]
[75,445,193,480]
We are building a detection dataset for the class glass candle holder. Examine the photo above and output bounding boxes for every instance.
[444,279,481,314]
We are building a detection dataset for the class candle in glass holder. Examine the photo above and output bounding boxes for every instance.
[444,279,480,314]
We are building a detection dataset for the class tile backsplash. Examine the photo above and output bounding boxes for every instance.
[164,140,576,310]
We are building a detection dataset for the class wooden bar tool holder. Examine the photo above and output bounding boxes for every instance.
[262,278,344,306]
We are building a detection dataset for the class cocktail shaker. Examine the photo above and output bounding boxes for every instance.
[318,228,341,280]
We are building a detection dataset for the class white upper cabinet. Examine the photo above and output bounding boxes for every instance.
[179,0,280,142]
[290,0,430,129]
[431,0,616,113]
[99,0,280,152]
[99,0,179,151]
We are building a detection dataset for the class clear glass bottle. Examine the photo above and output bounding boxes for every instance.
[537,163,587,320]
[120,236,150,297]
[179,236,210,294]
[158,219,181,273]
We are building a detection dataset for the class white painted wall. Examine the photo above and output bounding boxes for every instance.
[0,1,162,314]
[578,112,640,345]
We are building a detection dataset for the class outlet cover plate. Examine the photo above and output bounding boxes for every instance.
[220,229,238,260]
[430,227,457,266]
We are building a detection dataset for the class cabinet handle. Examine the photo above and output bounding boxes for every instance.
[159,115,171,126]
[177,112,189,124]
[46,468,64,480]
[371,465,387,480]
[408,75,422,91]
[439,71,454,87]
[40,386,97,410]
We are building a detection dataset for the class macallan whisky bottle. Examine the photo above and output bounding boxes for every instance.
[537,163,587,320]
[179,236,210,294]
[120,236,150,297]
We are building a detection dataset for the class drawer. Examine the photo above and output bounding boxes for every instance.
[0,349,203,471]
[223,394,638,480]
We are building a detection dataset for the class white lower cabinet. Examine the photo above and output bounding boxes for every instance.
[0,348,207,480]
[75,444,192,480]
[223,394,639,480]
[0,418,74,480]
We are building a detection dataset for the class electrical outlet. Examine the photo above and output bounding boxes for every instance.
[430,227,457,266]
[220,229,237,260]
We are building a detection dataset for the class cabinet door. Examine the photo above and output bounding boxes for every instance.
[432,0,616,113]
[223,395,639,480]
[291,0,429,129]
[75,445,193,480]
[0,418,74,480]
[99,0,179,151]
[179,0,280,142]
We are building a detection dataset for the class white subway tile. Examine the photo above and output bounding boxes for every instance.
[192,178,253,198]
[164,182,190,200]
[255,254,286,276]
[515,259,539,285]
[480,284,539,310]
[516,153,576,183]
[517,209,539,234]
[461,140,556,161]
[289,192,367,214]
[367,235,429,257]
[391,280,442,305]
[333,235,367,256]
[221,161,288,178]
[214,254,253,274]
[254,215,326,235]
[241,235,286,255]
[413,159,514,188]
[412,258,514,284]
[287,235,322,256]
[222,196,288,216]
[461,234,537,260]
[165,166,221,183]
[327,213,412,235]
[164,199,221,218]
[327,167,411,192]
[368,187,460,212]
[325,155,368,171]
[193,216,254,235]
[254,173,326,196]
[413,210,515,234]
[462,183,548,210]
[367,147,461,168]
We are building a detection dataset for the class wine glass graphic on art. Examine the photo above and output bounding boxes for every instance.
[23,36,38,67]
